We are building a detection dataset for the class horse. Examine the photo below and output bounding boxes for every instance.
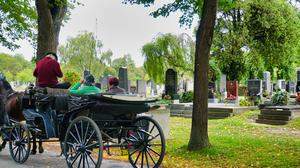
[0,74,44,154]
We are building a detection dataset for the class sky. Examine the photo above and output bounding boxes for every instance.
[0,0,196,66]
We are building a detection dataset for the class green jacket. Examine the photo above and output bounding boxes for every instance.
[69,82,101,95]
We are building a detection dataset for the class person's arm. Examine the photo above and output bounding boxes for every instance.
[53,61,63,78]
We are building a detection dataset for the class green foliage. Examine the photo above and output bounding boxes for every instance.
[58,32,107,77]
[180,91,194,103]
[62,70,80,85]
[245,0,300,80]
[0,53,33,81]
[272,90,289,106]
[0,0,36,49]
[239,98,252,106]
[16,68,35,83]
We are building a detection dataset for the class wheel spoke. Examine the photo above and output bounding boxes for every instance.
[147,134,160,142]
[147,147,161,157]
[149,125,155,134]
[141,150,144,168]
[86,143,98,149]
[86,151,97,166]
[84,130,95,146]
[74,123,82,143]
[134,151,142,165]
[70,152,81,166]
[83,152,86,168]
[146,148,156,165]
[13,147,19,161]
[83,122,90,143]
[77,154,83,168]
[144,151,150,168]
[69,131,80,144]
[129,148,139,157]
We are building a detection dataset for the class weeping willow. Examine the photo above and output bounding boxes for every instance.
[142,33,194,84]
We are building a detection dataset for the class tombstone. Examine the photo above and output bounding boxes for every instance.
[226,81,238,100]
[165,69,178,99]
[137,80,147,96]
[286,81,295,93]
[149,80,157,96]
[186,80,193,91]
[247,79,262,98]
[118,67,129,93]
[263,71,271,95]
[219,74,227,93]
[277,79,286,91]
[297,69,300,82]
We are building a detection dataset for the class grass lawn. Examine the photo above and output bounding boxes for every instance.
[163,110,300,168]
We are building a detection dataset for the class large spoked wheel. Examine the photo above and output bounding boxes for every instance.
[9,124,31,164]
[128,116,166,168]
[0,130,4,151]
[64,116,103,168]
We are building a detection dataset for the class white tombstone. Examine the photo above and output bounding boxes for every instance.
[263,71,271,94]
[220,74,227,93]
[186,80,194,91]
[277,79,286,91]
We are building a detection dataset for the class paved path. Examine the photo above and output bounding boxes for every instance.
[0,148,132,168]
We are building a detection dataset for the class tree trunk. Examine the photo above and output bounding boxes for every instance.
[35,0,67,60]
[188,0,218,150]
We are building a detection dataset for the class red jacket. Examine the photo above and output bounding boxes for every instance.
[33,57,63,87]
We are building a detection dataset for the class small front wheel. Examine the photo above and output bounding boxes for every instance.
[64,116,103,168]
[9,124,31,164]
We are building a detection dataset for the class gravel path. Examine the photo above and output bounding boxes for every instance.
[0,148,132,168]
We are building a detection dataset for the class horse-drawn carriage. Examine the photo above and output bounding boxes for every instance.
[0,76,165,168]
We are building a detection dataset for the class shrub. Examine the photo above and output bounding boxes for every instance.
[271,90,288,106]
[180,91,194,103]
[239,98,252,106]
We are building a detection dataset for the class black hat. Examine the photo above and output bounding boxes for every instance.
[44,51,58,60]
[84,75,95,86]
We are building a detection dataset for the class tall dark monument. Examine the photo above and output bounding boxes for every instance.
[118,67,128,93]
[165,69,178,99]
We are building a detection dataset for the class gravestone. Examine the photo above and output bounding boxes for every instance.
[220,74,226,93]
[297,69,300,81]
[165,69,178,99]
[118,67,129,93]
[277,79,286,91]
[137,80,147,96]
[286,81,295,93]
[263,71,271,95]
[100,76,111,91]
[186,80,193,91]
[247,79,262,97]
[149,80,157,96]
[226,81,238,100]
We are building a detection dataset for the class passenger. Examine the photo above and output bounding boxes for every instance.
[69,75,101,95]
[33,52,70,89]
[107,77,126,94]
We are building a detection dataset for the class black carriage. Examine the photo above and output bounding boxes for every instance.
[1,86,166,168]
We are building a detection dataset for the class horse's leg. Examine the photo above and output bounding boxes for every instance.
[38,140,44,153]
[31,132,37,155]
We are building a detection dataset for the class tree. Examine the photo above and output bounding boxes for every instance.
[245,0,300,80]
[58,32,109,77]
[142,33,194,83]
[35,0,69,59]
[0,0,36,49]
[123,0,218,150]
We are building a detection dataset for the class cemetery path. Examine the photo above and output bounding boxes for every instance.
[0,148,132,168]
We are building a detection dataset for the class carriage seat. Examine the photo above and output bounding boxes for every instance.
[46,87,69,95]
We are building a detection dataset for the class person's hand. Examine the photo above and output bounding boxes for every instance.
[80,79,85,84]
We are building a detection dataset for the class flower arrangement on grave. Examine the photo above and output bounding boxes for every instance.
[180,91,194,103]
[271,90,288,106]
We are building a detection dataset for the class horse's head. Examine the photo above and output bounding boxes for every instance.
[0,73,13,96]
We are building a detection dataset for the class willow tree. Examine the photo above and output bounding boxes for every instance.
[123,0,218,150]
[142,33,194,83]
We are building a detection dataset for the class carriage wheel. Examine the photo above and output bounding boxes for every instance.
[128,116,166,168]
[0,131,4,151]
[64,116,103,168]
[8,124,31,164]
